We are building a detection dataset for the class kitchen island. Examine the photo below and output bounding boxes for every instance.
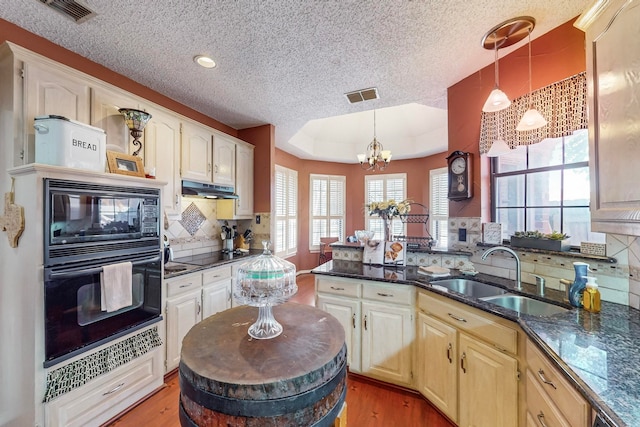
[313,259,639,427]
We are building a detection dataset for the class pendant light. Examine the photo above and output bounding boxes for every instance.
[517,30,547,131]
[482,37,510,112]
[487,112,511,157]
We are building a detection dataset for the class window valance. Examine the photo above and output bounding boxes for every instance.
[479,72,587,154]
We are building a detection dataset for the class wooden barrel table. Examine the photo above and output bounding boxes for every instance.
[179,303,347,427]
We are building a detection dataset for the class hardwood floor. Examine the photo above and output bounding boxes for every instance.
[104,274,455,427]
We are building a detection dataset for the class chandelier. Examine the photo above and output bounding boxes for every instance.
[357,110,392,171]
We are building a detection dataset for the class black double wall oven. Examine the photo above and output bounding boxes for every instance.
[43,179,162,368]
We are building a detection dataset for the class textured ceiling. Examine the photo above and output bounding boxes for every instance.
[0,0,590,163]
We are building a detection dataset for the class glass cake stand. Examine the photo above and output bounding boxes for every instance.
[234,241,297,339]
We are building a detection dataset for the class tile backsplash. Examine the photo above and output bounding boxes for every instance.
[164,198,270,258]
[451,217,640,309]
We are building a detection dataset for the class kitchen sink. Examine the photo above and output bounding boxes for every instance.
[481,294,569,317]
[430,279,509,298]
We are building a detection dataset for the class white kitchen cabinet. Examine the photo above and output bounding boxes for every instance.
[23,60,91,165]
[416,311,457,422]
[213,134,236,186]
[218,141,254,219]
[361,300,413,385]
[525,339,590,427]
[316,293,361,371]
[143,107,182,218]
[417,291,519,427]
[576,0,640,235]
[202,266,232,319]
[91,85,141,155]
[45,344,163,427]
[181,121,213,183]
[165,272,202,372]
[315,276,414,386]
[458,333,518,427]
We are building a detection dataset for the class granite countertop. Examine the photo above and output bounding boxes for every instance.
[312,259,640,427]
[164,249,261,279]
[328,241,472,256]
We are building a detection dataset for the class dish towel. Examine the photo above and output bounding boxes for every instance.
[101,261,133,312]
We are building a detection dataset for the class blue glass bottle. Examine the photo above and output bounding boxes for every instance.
[568,262,590,307]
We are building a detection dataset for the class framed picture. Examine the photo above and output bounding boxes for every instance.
[383,241,406,266]
[106,151,145,177]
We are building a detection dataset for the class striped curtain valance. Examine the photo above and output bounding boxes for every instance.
[479,72,588,154]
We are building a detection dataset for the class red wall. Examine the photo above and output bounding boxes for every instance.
[447,18,586,219]
[275,149,446,270]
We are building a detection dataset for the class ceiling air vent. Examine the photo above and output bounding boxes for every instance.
[344,87,379,104]
[38,0,97,23]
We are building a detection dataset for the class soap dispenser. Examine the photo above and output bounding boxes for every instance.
[583,276,601,313]
[568,262,590,307]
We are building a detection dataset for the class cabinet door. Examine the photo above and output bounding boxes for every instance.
[165,290,201,372]
[417,312,458,423]
[213,135,235,186]
[235,143,254,218]
[181,122,212,182]
[579,0,640,235]
[24,62,91,164]
[202,279,232,319]
[144,108,182,218]
[458,333,518,427]
[361,301,413,386]
[317,294,361,372]
[90,86,139,155]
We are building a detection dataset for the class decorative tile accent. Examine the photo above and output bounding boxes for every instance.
[179,202,206,236]
[581,242,606,256]
[44,327,162,402]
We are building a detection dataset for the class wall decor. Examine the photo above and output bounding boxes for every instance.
[106,151,145,177]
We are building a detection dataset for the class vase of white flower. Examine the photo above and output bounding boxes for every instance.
[366,199,412,241]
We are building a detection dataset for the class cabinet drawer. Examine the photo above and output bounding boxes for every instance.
[46,350,162,427]
[316,277,361,298]
[526,370,572,427]
[203,265,232,283]
[363,282,414,306]
[419,292,517,354]
[166,273,201,298]
[526,340,590,427]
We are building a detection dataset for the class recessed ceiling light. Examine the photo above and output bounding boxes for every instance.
[194,55,216,69]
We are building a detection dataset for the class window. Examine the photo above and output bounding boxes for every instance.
[365,173,407,240]
[310,174,345,250]
[430,167,449,249]
[275,165,297,257]
[492,129,604,246]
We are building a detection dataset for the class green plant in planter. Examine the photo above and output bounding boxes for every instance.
[513,230,569,240]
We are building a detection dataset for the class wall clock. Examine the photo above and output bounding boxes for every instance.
[446,151,472,201]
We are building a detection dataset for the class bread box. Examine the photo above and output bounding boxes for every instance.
[34,115,106,172]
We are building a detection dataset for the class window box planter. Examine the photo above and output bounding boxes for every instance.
[510,236,571,252]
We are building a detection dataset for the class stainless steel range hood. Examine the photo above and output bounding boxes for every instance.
[181,180,238,199]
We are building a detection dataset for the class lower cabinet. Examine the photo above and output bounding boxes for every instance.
[315,276,414,387]
[165,265,232,372]
[416,291,519,427]
[525,339,591,427]
[45,341,163,427]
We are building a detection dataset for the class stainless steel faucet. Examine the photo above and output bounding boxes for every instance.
[481,246,522,290]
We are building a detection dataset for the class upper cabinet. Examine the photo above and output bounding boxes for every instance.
[90,86,142,156]
[143,107,182,219]
[576,0,640,235]
[213,134,235,186]
[218,142,254,219]
[181,121,213,183]
[23,61,91,165]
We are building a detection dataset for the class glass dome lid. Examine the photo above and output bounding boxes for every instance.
[234,241,297,339]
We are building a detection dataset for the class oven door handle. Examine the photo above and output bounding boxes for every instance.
[46,255,161,280]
